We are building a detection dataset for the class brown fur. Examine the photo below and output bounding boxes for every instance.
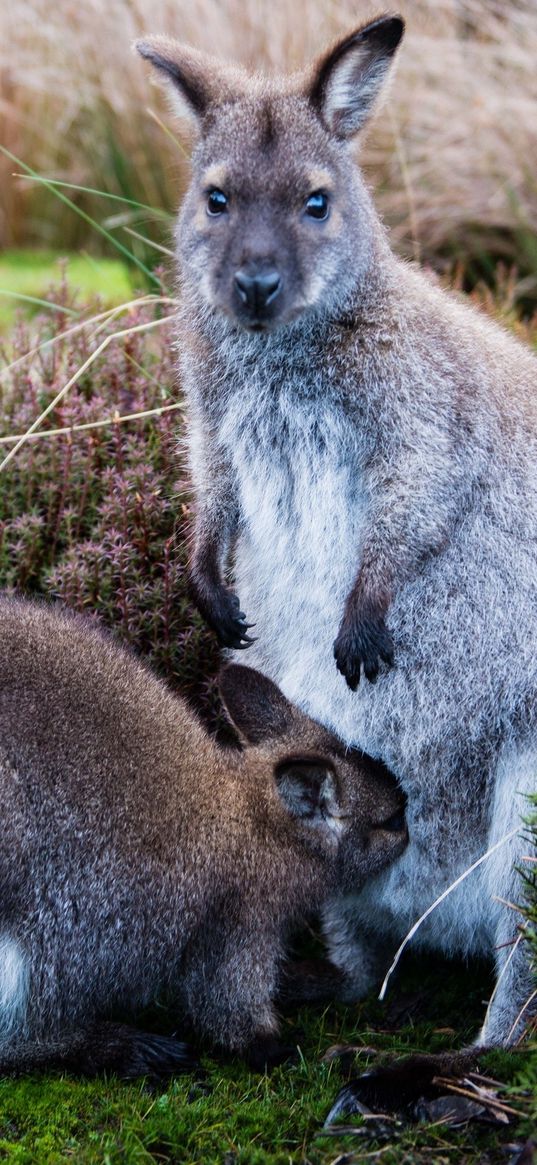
[0,595,406,1078]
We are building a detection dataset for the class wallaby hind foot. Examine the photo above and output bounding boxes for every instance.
[0,1023,199,1081]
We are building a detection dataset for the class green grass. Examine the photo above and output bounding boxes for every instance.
[0,250,134,330]
[0,960,534,1164]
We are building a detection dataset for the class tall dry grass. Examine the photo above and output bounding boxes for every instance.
[2,0,537,284]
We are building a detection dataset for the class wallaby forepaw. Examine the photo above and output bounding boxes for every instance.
[214,590,256,650]
[190,576,255,649]
[333,610,394,689]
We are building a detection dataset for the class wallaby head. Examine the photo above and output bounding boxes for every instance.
[220,663,407,886]
[136,15,404,331]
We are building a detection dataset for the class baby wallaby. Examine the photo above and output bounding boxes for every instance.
[137,16,537,1046]
[0,596,406,1079]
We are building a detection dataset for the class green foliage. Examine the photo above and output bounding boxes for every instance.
[521,794,537,997]
[0,969,534,1165]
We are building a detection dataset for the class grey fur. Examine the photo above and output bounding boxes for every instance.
[137,12,537,1046]
[0,595,406,1077]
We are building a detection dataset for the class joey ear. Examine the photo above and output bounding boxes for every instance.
[135,37,244,122]
[218,665,295,745]
[276,760,341,830]
[308,15,404,139]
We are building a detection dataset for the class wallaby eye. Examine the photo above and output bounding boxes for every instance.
[207,188,229,216]
[305,191,329,221]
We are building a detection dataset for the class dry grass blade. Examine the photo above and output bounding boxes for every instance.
[482,930,527,1036]
[431,1076,523,1119]
[467,1071,504,1087]
[510,988,537,1043]
[379,826,521,1000]
[493,896,527,914]
[0,402,184,445]
[0,296,178,381]
[0,314,175,472]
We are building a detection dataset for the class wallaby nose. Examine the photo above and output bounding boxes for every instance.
[234,268,282,313]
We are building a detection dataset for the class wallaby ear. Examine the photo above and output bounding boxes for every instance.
[307,15,404,139]
[275,760,342,833]
[218,664,295,745]
[135,36,244,123]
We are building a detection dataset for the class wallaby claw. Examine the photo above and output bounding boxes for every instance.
[334,610,394,689]
[189,576,255,649]
[104,1028,201,1082]
[324,1049,485,1125]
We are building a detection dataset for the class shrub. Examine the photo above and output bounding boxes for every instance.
[522,794,537,1021]
[0,290,222,727]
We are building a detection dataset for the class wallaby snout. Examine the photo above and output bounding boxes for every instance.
[378,808,406,835]
[335,756,407,890]
[234,263,282,325]
[363,805,408,869]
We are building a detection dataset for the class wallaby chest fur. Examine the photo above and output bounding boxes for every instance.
[137,15,537,1044]
[0,595,405,1076]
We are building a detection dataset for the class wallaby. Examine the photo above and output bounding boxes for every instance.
[0,595,406,1078]
[137,13,537,1048]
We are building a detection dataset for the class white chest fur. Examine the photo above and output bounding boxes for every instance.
[217,379,371,708]
[200,348,537,964]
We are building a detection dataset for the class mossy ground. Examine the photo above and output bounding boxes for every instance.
[0,274,535,1164]
[0,959,535,1164]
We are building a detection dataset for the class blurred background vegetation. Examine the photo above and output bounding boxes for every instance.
[1,0,537,313]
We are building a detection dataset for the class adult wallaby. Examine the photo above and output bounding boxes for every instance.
[137,14,537,1046]
[0,595,406,1078]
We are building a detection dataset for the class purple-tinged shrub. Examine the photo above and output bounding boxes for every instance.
[0,292,221,727]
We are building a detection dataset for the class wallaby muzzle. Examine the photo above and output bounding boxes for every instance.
[233,262,282,326]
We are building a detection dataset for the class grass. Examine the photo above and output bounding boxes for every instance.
[0,959,534,1164]
[0,277,535,1162]
[0,251,134,330]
